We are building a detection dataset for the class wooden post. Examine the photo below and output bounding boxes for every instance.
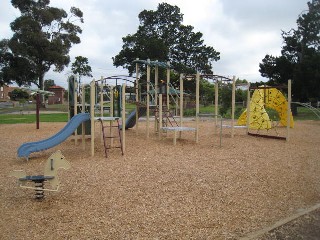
[155,62,158,106]
[109,85,114,146]
[286,79,292,142]
[67,77,70,121]
[135,59,140,135]
[246,82,251,134]
[90,79,95,157]
[100,77,104,118]
[110,86,114,118]
[179,74,183,139]
[36,92,40,129]
[195,73,200,143]
[74,79,78,145]
[146,59,150,138]
[159,94,163,139]
[99,78,105,145]
[231,76,236,138]
[215,80,219,131]
[122,83,126,153]
[166,62,170,110]
[81,84,85,150]
[154,63,158,132]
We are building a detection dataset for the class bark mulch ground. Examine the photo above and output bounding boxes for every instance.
[1,120,319,239]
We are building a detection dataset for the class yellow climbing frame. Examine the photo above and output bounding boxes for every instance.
[238,87,294,130]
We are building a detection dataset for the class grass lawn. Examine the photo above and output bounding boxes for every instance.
[0,113,68,124]
[293,107,320,121]
[0,105,318,124]
[0,103,68,114]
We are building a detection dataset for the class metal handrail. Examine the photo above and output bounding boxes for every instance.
[167,82,180,107]
[291,102,320,119]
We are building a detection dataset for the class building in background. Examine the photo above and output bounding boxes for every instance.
[0,85,18,101]
[47,85,65,104]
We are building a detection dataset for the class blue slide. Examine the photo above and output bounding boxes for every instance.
[17,113,90,159]
[125,106,147,129]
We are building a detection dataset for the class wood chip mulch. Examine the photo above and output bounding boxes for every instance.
[1,120,319,239]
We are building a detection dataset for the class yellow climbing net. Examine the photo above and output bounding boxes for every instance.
[238,87,294,130]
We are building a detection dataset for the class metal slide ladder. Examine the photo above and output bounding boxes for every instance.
[98,118,123,158]
[148,82,156,105]
[167,82,180,107]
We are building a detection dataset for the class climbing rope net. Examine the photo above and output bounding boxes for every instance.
[238,85,294,140]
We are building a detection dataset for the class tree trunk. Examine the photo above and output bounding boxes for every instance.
[39,74,46,108]
[291,103,298,116]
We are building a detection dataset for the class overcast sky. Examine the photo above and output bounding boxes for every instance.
[0,0,309,88]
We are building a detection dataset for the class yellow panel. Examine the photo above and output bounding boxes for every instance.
[237,87,293,129]
[264,88,294,128]
[244,90,272,130]
[237,109,247,125]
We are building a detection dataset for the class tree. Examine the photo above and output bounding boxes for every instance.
[9,88,29,101]
[0,0,83,90]
[259,0,320,102]
[200,79,215,105]
[113,3,220,76]
[44,79,55,91]
[83,84,91,104]
[71,56,93,92]
[259,55,293,85]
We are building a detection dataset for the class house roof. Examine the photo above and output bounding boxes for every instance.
[48,85,65,90]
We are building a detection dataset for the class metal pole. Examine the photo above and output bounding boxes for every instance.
[36,93,40,129]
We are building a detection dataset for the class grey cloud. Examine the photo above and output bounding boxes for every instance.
[1,0,310,88]
[221,0,308,31]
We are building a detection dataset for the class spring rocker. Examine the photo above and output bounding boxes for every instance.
[9,150,70,199]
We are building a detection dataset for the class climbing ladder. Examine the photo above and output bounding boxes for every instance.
[154,105,179,129]
[97,117,123,158]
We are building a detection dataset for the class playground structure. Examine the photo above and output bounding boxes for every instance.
[178,73,248,145]
[68,75,91,142]
[86,61,246,146]
[17,56,254,159]
[79,60,202,150]
[237,80,294,140]
[68,74,127,157]
[158,73,199,145]
[130,59,252,145]
[16,75,127,159]
[10,150,70,199]
[89,77,126,157]
[197,74,240,138]
[131,59,201,145]
[16,61,296,161]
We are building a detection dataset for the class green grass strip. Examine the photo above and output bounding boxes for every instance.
[0,113,68,124]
